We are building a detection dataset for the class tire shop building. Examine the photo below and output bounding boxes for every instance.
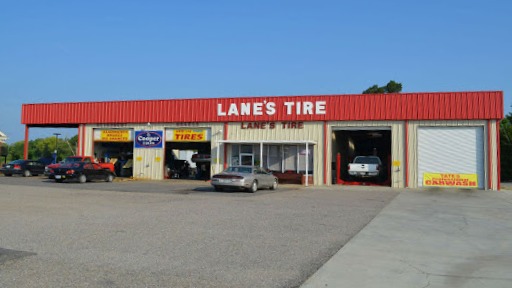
[21,91,504,190]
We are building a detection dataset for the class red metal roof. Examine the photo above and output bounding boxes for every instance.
[21,91,504,125]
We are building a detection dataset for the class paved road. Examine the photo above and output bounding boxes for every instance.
[0,175,398,288]
[302,187,512,288]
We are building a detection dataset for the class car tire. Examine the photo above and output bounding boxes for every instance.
[248,181,258,193]
[270,179,278,190]
[55,179,63,183]
[4,174,12,177]
[106,174,114,182]
[23,170,32,177]
[79,174,87,183]
[214,186,223,192]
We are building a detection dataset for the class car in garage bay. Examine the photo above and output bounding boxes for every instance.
[211,165,278,192]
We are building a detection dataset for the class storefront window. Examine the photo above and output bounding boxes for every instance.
[265,145,281,172]
[298,145,314,174]
[283,145,297,172]
[231,145,240,166]
[229,143,313,174]
[241,145,252,153]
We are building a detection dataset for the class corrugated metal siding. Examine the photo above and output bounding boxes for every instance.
[407,120,491,189]
[227,122,324,185]
[327,121,405,188]
[22,91,504,125]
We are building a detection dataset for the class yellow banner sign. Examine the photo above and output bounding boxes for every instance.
[100,130,131,142]
[423,173,478,188]
[173,129,206,142]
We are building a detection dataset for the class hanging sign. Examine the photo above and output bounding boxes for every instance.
[166,129,210,142]
[94,129,132,142]
[134,130,163,148]
[423,173,478,188]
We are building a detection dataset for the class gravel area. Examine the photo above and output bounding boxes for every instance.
[0,176,398,288]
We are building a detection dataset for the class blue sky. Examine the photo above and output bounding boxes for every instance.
[1,0,511,143]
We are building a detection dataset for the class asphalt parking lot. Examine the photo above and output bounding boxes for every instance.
[0,175,398,288]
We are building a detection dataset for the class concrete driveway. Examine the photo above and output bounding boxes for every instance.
[0,176,398,288]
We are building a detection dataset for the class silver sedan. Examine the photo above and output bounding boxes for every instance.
[211,166,278,192]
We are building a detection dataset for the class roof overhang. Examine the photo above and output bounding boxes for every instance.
[216,140,316,145]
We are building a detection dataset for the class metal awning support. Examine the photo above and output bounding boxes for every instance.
[305,142,309,186]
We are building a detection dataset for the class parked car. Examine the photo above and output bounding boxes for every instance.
[0,159,45,177]
[211,165,278,192]
[347,156,383,179]
[53,162,115,183]
[45,155,115,179]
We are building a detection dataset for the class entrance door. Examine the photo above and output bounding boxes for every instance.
[240,153,254,166]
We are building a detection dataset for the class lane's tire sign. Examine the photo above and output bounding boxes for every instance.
[134,130,163,148]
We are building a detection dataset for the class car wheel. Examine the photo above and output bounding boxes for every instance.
[23,170,32,177]
[4,173,12,177]
[106,174,114,182]
[214,186,223,192]
[270,179,278,190]
[79,174,87,183]
[55,179,63,183]
[248,181,258,193]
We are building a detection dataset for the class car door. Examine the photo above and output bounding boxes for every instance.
[91,163,105,180]
[255,167,270,187]
[83,163,95,180]
[34,161,45,174]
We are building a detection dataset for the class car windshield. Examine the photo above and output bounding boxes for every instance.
[354,156,380,164]
[225,167,252,174]
[64,157,82,163]
[9,160,24,164]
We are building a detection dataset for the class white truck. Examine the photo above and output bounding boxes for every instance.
[347,156,382,178]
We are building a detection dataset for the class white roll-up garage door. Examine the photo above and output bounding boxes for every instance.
[417,126,485,189]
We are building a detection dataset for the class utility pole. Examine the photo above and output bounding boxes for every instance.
[53,133,61,163]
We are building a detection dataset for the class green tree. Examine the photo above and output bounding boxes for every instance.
[5,135,78,162]
[501,112,512,181]
[363,80,403,94]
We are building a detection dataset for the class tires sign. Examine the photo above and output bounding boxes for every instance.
[134,130,163,148]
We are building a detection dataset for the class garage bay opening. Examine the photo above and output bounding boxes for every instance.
[332,128,391,186]
[165,128,212,180]
[93,129,134,178]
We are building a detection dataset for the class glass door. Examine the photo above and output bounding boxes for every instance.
[240,153,254,166]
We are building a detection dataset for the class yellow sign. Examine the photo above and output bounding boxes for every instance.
[173,129,206,142]
[423,173,478,188]
[100,130,130,142]
[392,160,401,167]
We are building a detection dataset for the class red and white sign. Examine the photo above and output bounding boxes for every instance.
[217,101,326,117]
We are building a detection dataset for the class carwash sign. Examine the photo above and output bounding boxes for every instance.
[134,130,163,148]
